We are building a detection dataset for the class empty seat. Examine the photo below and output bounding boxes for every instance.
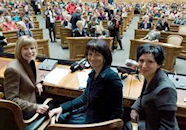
[167,35,183,46]
[178,25,186,35]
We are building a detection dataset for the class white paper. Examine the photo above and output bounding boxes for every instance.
[43,67,70,85]
[77,70,91,89]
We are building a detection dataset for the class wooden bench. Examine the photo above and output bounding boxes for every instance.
[55,20,62,39]
[33,21,40,28]
[30,28,44,39]
[138,17,175,29]
[2,31,18,43]
[66,37,113,61]
[130,39,183,72]
[3,39,50,58]
[3,28,44,43]
[134,29,186,59]
[60,27,72,49]
[101,20,108,30]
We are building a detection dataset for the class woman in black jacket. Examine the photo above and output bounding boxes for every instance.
[49,39,123,124]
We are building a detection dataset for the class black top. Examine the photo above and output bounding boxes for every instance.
[132,69,179,130]
[61,66,123,123]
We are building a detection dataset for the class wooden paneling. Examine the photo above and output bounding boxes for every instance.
[134,29,186,59]
[55,21,62,39]
[3,39,50,58]
[60,27,72,49]
[130,39,183,72]
[66,37,113,61]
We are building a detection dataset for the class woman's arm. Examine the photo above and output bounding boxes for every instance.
[108,72,123,119]
[61,89,88,113]
[4,67,38,113]
[155,87,177,129]
[159,110,177,129]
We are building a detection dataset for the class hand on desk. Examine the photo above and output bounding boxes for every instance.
[49,107,63,122]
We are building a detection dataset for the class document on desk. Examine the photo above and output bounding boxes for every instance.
[78,70,91,89]
[43,67,70,85]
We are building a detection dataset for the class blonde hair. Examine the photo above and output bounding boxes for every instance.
[76,20,83,29]
[17,21,27,30]
[15,36,37,60]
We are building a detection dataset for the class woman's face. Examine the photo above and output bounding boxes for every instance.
[21,44,36,63]
[138,53,160,78]
[87,50,104,70]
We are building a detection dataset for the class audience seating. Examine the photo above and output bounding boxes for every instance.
[130,39,183,72]
[0,98,52,130]
[30,28,44,39]
[3,28,44,43]
[66,37,113,61]
[167,35,183,46]
[2,31,18,43]
[101,20,108,30]
[33,21,40,28]
[178,25,186,35]
[47,118,123,130]
[55,21,62,39]
[170,24,179,32]
[134,29,186,59]
[60,27,72,49]
[3,39,50,58]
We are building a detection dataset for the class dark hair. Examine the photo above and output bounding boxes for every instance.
[136,44,165,65]
[85,39,112,66]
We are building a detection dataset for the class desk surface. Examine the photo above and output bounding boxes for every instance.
[0,57,186,117]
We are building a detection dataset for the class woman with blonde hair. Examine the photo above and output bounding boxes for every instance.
[72,20,87,37]
[4,36,49,120]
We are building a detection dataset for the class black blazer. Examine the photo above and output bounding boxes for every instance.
[61,66,123,123]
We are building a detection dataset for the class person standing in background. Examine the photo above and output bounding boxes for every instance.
[45,5,56,42]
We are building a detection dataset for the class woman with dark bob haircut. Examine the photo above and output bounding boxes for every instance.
[125,44,179,130]
[49,39,123,124]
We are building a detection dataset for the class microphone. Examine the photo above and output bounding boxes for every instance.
[70,58,87,72]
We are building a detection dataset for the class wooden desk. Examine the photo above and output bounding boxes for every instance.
[3,39,50,58]
[66,37,113,61]
[60,27,72,49]
[134,29,186,59]
[0,57,186,128]
[130,39,183,72]
[55,21,61,39]
[3,29,44,43]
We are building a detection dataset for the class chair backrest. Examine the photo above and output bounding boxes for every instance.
[178,25,186,35]
[0,99,24,130]
[167,35,183,46]
[47,119,124,130]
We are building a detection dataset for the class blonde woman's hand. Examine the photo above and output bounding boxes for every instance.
[36,83,43,95]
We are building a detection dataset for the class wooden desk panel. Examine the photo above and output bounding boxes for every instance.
[60,28,72,49]
[66,37,113,61]
[3,39,50,58]
[130,39,183,72]
[135,29,186,59]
